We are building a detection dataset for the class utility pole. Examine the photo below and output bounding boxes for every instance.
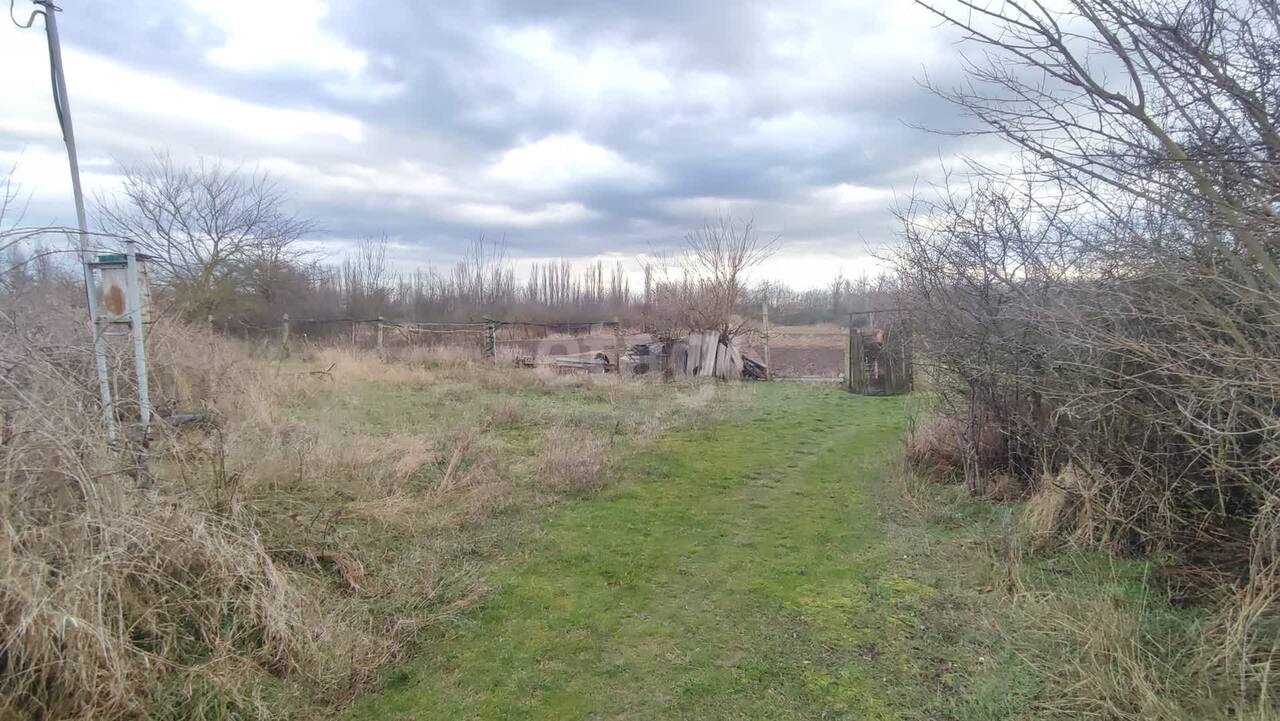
[29,1,117,439]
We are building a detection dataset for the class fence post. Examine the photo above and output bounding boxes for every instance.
[351,320,357,347]
[848,318,866,395]
[762,302,772,381]
[484,320,497,361]
[207,313,214,336]
[281,313,290,356]
[613,316,624,376]
[376,316,384,354]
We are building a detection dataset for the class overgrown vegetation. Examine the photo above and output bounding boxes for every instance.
[0,283,749,719]
[895,462,1265,721]
[897,0,1280,715]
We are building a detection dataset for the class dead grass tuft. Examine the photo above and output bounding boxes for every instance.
[904,413,967,480]
[537,426,611,497]
[0,484,337,720]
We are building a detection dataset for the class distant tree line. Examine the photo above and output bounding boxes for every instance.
[3,153,888,333]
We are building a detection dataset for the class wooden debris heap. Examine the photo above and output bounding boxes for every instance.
[547,330,766,381]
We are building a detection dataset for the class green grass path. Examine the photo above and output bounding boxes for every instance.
[350,385,944,720]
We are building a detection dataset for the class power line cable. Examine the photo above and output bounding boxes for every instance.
[9,0,43,28]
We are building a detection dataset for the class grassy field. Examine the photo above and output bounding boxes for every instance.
[347,385,1037,720]
[6,330,1227,720]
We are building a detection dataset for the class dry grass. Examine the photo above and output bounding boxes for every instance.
[1,312,748,720]
[903,413,966,481]
[0,321,385,720]
[0,487,323,720]
[1002,574,1279,721]
[899,419,1279,719]
[537,426,611,496]
[1000,479,1280,720]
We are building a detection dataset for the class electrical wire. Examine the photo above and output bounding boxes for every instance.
[8,2,63,137]
[47,30,65,137]
[9,0,43,28]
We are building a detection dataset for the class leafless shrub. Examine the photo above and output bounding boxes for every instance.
[903,0,1280,710]
[906,0,1280,565]
[642,214,780,339]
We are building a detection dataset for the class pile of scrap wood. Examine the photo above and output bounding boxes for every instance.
[676,331,743,379]
[549,352,612,373]
[742,355,767,380]
[545,330,768,380]
[649,331,765,380]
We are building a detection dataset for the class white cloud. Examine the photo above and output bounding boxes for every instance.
[490,27,672,108]
[185,0,365,76]
[487,134,656,192]
[811,183,895,208]
[0,31,365,155]
[452,201,595,227]
[0,0,981,289]
[472,25,746,132]
[184,0,405,102]
[260,157,455,201]
[759,1,946,104]
[67,47,365,149]
[261,155,595,227]
[0,145,121,216]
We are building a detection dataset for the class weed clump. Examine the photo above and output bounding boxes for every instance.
[537,427,611,496]
[0,487,326,720]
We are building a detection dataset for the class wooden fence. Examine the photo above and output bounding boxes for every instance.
[211,311,912,392]
[217,314,629,366]
[844,319,913,396]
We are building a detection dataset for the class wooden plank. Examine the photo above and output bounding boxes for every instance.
[762,303,771,381]
[847,324,866,394]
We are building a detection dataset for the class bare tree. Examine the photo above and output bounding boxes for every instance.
[96,153,313,318]
[447,235,514,311]
[678,214,779,337]
[342,232,393,318]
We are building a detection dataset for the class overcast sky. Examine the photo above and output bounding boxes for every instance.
[0,0,989,288]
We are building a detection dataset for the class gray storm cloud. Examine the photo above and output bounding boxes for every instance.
[0,0,989,287]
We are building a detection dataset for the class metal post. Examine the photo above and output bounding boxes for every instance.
[84,272,114,439]
[376,316,384,353]
[124,243,151,432]
[281,313,290,355]
[762,302,772,381]
[36,2,115,440]
[351,319,357,347]
[845,317,850,391]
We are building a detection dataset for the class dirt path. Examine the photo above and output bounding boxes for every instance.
[349,386,961,720]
